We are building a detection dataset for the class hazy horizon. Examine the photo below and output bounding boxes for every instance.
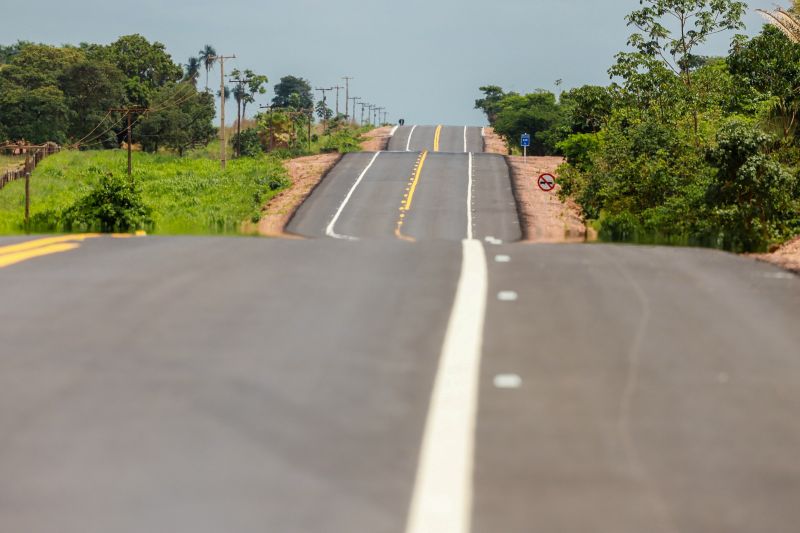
[0,0,777,125]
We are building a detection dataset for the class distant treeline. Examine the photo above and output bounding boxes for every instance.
[476,0,800,253]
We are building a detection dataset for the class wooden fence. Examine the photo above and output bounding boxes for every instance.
[0,143,60,192]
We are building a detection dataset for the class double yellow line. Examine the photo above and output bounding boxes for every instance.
[395,151,430,242]
[433,125,442,152]
[0,232,145,269]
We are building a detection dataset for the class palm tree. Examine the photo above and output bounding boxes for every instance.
[198,44,217,91]
[757,2,800,43]
[184,57,201,86]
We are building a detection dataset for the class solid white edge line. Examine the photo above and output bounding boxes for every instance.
[467,153,473,240]
[325,152,382,240]
[404,239,488,533]
[406,125,418,152]
[463,126,468,153]
[390,125,399,136]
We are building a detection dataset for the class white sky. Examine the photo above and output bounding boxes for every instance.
[0,0,778,125]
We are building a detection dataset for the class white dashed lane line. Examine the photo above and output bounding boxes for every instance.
[497,291,518,302]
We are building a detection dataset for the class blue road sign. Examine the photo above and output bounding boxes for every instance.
[521,133,531,148]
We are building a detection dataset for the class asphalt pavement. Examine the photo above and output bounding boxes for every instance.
[0,125,798,533]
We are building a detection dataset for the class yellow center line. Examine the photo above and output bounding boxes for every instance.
[395,151,429,242]
[0,243,81,269]
[402,150,429,212]
[433,125,442,152]
[0,231,146,269]
[0,233,100,256]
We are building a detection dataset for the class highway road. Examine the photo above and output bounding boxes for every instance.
[0,126,799,533]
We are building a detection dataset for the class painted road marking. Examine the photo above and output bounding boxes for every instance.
[467,152,473,240]
[463,126,468,153]
[494,374,523,389]
[0,242,81,269]
[395,151,429,241]
[405,239,487,533]
[433,125,442,152]
[326,152,382,240]
[494,254,511,263]
[484,236,503,245]
[763,271,795,280]
[406,125,418,152]
[497,291,518,301]
[389,125,399,136]
[0,232,145,269]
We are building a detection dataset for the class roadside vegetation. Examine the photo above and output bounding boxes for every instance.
[0,36,376,235]
[476,0,800,253]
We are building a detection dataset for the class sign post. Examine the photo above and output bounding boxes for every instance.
[521,133,531,163]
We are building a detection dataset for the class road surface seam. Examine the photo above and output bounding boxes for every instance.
[325,152,381,240]
[404,239,487,533]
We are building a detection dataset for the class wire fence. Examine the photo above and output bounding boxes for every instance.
[0,143,60,192]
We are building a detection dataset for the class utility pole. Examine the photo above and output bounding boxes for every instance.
[383,110,388,124]
[110,107,148,178]
[229,75,252,158]
[350,97,361,125]
[332,85,343,117]
[360,103,368,126]
[342,76,353,119]
[211,54,236,170]
[376,107,385,126]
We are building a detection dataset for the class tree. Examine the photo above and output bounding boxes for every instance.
[475,85,509,124]
[614,0,746,135]
[492,91,565,155]
[198,44,216,91]
[229,68,268,157]
[98,34,183,108]
[0,84,71,143]
[560,85,614,134]
[272,75,313,110]
[728,25,800,140]
[706,119,799,250]
[138,83,216,155]
[60,60,127,145]
[184,57,201,86]
[315,99,333,122]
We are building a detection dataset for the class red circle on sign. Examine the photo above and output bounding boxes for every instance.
[538,173,556,192]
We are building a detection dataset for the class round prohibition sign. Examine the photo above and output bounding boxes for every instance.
[537,173,557,192]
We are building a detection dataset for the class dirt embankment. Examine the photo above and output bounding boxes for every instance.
[752,236,800,274]
[255,126,392,237]
[482,127,509,155]
[506,156,590,243]
[483,126,589,242]
[360,126,393,151]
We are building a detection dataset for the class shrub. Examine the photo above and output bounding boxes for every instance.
[230,128,263,157]
[61,173,152,232]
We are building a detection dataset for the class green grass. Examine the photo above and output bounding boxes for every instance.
[0,149,289,235]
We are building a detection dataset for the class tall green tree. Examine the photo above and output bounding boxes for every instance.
[272,75,313,110]
[198,44,216,91]
[96,34,183,108]
[60,59,127,145]
[138,83,216,156]
[184,57,201,87]
[612,0,746,134]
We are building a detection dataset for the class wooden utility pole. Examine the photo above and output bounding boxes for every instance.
[376,107,385,126]
[24,152,30,226]
[110,107,148,178]
[332,85,343,117]
[349,97,360,125]
[342,77,353,120]
[211,54,236,170]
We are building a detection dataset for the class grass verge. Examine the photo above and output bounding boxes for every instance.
[0,149,289,235]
